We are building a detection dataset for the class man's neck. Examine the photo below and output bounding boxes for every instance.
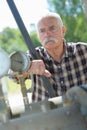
[47,42,65,62]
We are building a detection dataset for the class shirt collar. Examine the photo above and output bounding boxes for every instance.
[45,39,76,61]
[63,40,76,58]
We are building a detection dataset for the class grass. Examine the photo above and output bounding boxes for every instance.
[5,77,32,94]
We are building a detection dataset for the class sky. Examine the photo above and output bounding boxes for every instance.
[0,0,48,32]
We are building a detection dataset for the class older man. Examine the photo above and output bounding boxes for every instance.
[18,12,87,102]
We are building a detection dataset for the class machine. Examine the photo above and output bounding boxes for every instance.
[0,48,87,130]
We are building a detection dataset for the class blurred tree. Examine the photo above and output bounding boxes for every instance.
[0,27,27,53]
[1,0,87,54]
[30,31,41,48]
[0,27,40,54]
[47,0,87,42]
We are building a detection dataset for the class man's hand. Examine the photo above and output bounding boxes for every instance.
[8,60,51,84]
[27,60,51,77]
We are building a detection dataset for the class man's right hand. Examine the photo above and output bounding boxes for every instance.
[27,60,51,77]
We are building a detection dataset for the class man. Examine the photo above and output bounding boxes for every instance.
[16,12,87,102]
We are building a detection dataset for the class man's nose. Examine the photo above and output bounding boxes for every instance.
[44,30,51,36]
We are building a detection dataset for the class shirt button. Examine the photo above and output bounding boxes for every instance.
[58,66,61,69]
[60,81,64,84]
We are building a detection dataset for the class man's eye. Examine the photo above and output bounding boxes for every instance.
[40,29,45,33]
[50,26,56,32]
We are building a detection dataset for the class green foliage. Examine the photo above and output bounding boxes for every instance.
[47,0,83,16]
[30,31,41,47]
[47,0,87,42]
[0,27,27,53]
[0,27,40,54]
[6,77,32,93]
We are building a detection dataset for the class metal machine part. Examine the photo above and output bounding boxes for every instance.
[10,51,31,107]
[0,48,10,78]
[10,51,31,74]
[0,93,87,130]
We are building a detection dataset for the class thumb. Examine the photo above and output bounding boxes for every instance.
[43,70,52,77]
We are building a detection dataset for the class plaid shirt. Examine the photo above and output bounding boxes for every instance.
[28,42,87,102]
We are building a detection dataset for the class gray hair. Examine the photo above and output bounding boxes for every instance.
[36,11,63,29]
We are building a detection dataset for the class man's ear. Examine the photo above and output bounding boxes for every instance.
[62,26,66,36]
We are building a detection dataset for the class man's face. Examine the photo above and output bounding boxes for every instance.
[37,17,66,49]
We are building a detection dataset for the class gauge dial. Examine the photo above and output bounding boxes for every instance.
[10,51,31,73]
[0,48,10,78]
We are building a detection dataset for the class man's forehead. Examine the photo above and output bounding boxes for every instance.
[40,16,57,22]
[38,17,58,27]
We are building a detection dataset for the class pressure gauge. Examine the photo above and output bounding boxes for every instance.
[0,48,11,78]
[10,51,31,73]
